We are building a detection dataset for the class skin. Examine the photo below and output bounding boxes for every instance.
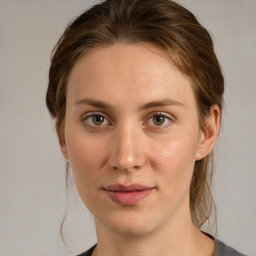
[58,43,220,256]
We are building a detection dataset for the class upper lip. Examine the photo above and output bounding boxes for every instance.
[104,184,153,192]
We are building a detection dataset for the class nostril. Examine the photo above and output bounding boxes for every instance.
[111,164,141,172]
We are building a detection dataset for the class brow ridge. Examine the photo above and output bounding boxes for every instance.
[139,98,185,110]
[75,97,185,110]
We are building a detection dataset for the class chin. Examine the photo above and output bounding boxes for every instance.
[95,208,160,237]
[108,221,154,237]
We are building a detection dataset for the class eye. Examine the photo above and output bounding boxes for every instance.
[83,113,109,127]
[147,113,172,127]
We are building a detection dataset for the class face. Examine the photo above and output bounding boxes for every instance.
[60,43,214,237]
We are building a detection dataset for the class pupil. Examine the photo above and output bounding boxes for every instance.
[93,116,104,125]
[154,116,164,125]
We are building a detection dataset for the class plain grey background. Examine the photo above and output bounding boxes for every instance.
[0,0,255,255]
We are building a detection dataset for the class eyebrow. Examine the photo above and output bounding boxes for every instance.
[75,98,112,109]
[75,98,185,110]
[139,98,185,110]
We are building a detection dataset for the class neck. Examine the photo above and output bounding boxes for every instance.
[92,205,214,256]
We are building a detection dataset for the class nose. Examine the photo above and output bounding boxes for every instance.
[108,125,146,172]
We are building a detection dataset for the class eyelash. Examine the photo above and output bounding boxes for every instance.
[146,112,173,128]
[82,112,110,128]
[81,112,173,129]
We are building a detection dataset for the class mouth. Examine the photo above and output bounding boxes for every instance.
[103,184,155,206]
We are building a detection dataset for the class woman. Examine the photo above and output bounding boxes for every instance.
[46,0,245,255]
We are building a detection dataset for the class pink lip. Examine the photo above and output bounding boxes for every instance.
[104,184,154,205]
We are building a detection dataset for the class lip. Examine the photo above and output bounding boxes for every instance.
[103,184,155,206]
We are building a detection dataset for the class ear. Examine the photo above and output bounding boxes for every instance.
[196,105,220,161]
[55,121,69,160]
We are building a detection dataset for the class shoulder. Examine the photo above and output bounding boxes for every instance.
[76,244,96,256]
[213,238,246,256]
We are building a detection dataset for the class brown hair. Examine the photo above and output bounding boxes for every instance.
[46,0,224,231]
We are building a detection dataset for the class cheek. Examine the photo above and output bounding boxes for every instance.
[150,133,198,171]
[65,130,108,197]
[149,132,199,190]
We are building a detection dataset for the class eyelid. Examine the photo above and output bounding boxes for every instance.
[81,111,112,126]
[145,112,174,127]
[81,111,174,128]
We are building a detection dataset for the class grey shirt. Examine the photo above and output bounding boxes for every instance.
[213,238,246,256]
[77,239,246,256]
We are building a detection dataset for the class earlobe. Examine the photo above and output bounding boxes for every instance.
[55,121,69,160]
[196,105,220,161]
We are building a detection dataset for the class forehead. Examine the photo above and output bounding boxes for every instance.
[66,42,195,107]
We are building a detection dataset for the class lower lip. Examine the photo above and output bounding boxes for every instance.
[105,189,154,206]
